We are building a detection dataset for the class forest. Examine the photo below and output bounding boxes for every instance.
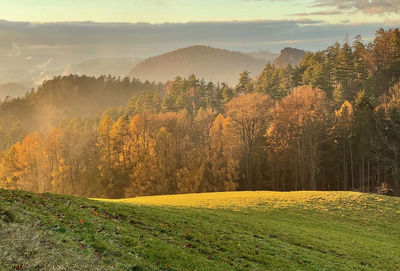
[0,28,399,198]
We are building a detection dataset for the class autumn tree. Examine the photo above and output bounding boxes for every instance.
[333,101,354,190]
[208,114,239,191]
[267,86,331,190]
[225,93,274,189]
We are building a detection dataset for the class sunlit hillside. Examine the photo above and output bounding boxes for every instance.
[1,190,399,270]
[99,190,371,209]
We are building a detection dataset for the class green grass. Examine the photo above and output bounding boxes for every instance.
[0,189,399,270]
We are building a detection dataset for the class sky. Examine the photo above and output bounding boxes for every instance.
[0,0,399,24]
[0,0,399,85]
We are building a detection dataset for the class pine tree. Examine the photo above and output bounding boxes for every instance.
[222,83,234,104]
[235,70,253,95]
[255,63,280,98]
[336,43,354,98]
[353,91,375,192]
[332,83,345,108]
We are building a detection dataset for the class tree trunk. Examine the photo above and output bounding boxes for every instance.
[350,146,354,190]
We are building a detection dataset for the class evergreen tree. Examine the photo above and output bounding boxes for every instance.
[332,83,345,108]
[352,91,375,192]
[235,70,253,95]
[255,63,281,98]
[221,83,235,104]
[336,43,354,98]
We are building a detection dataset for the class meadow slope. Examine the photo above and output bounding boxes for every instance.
[0,190,399,270]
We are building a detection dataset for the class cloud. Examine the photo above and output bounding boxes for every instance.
[291,10,342,16]
[36,58,52,70]
[247,0,400,15]
[0,19,394,74]
[312,0,400,15]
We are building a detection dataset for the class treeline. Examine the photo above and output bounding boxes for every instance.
[1,84,399,197]
[1,28,400,197]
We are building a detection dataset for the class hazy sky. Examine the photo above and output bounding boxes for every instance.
[0,0,399,24]
[0,0,399,85]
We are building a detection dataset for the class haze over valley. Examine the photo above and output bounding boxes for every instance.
[0,18,389,99]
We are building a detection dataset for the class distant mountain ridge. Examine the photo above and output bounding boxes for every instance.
[129,45,267,85]
[246,50,279,62]
[274,47,306,68]
[0,47,308,95]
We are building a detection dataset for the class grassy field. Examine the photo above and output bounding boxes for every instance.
[0,190,399,270]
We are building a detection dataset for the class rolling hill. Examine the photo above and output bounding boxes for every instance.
[246,50,279,62]
[128,45,267,85]
[1,190,399,270]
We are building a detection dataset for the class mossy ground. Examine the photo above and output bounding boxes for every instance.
[1,190,399,270]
